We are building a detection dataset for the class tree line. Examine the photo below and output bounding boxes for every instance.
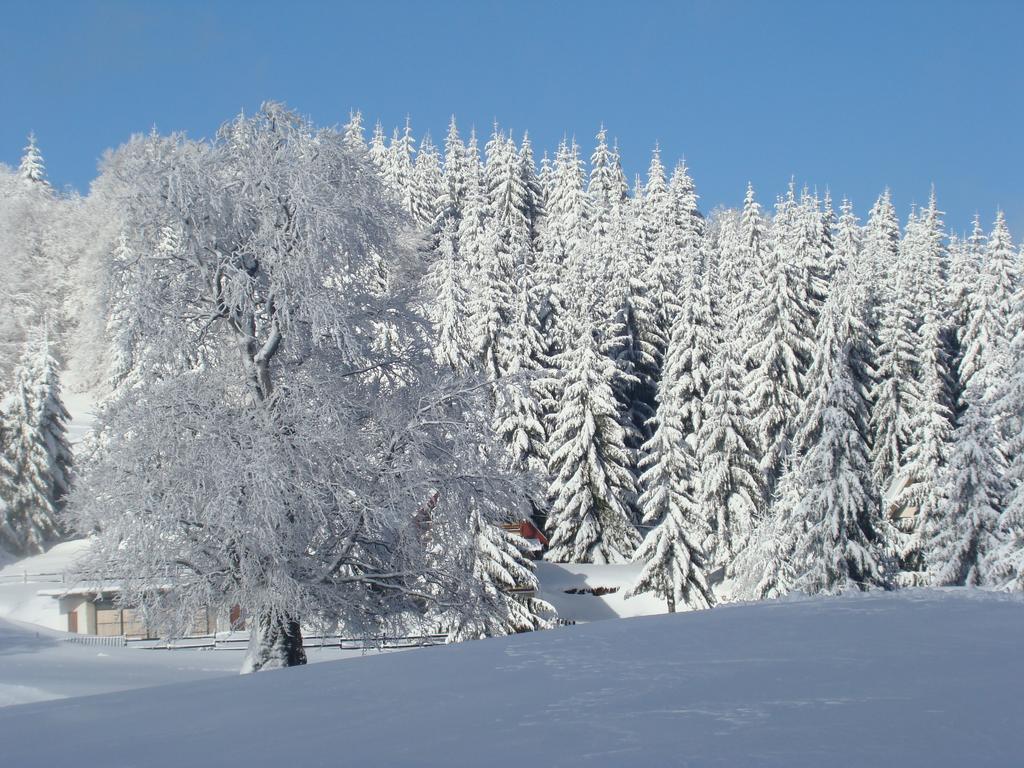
[0,104,1021,671]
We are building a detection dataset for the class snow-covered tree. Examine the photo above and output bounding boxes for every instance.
[342,110,367,153]
[437,116,468,228]
[894,197,954,577]
[627,305,714,612]
[735,276,888,597]
[431,507,554,640]
[18,132,47,184]
[743,186,816,491]
[958,211,1018,395]
[697,337,762,566]
[921,383,1007,586]
[862,189,901,310]
[69,104,522,673]
[869,225,921,499]
[425,220,472,372]
[1,335,69,555]
[544,322,640,563]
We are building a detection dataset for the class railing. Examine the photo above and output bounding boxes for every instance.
[122,633,449,652]
[0,570,68,585]
[62,633,127,648]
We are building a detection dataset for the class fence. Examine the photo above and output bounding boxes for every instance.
[62,633,127,648]
[118,632,449,652]
[0,570,68,585]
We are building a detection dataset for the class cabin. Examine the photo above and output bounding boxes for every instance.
[502,519,549,559]
[38,584,223,639]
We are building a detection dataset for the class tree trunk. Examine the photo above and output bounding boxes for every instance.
[240,612,307,674]
[666,592,676,614]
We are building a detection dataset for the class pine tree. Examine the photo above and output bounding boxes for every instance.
[18,132,47,184]
[436,507,554,641]
[791,278,888,594]
[1,336,68,555]
[697,337,762,566]
[736,277,887,597]
[958,211,1018,395]
[724,184,770,342]
[743,186,816,492]
[628,307,714,612]
[536,139,589,355]
[342,110,367,153]
[368,120,388,173]
[425,220,472,372]
[869,226,921,500]
[437,116,468,228]
[989,321,1024,590]
[922,382,1007,586]
[895,194,954,577]
[671,268,717,445]
[411,134,443,229]
[544,323,640,563]
[493,289,548,475]
[386,119,417,216]
[862,189,901,309]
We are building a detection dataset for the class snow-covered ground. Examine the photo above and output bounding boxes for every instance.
[1,590,1022,766]
[0,539,94,629]
[536,560,668,621]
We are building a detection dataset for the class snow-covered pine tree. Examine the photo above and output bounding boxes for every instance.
[819,191,838,286]
[386,119,417,216]
[796,186,829,317]
[544,321,640,563]
[736,271,888,597]
[789,275,888,594]
[411,134,443,230]
[493,287,549,475]
[0,336,68,555]
[894,194,954,578]
[948,217,984,345]
[668,159,704,289]
[627,297,715,612]
[426,219,472,372]
[862,189,901,310]
[437,116,468,229]
[18,132,47,184]
[729,183,770,341]
[988,304,1024,590]
[634,146,674,367]
[536,138,589,358]
[958,211,1018,395]
[671,266,717,446]
[368,120,388,173]
[432,506,554,640]
[921,380,1007,586]
[697,336,762,566]
[342,110,367,153]
[517,133,545,241]
[869,223,921,503]
[743,185,816,493]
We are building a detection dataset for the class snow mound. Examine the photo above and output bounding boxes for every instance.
[2,590,1022,767]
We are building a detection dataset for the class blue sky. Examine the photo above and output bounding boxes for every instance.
[2,0,1021,236]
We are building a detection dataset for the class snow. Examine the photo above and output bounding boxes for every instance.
[0,617,379,708]
[1,590,1022,766]
[536,561,669,620]
[0,539,94,629]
